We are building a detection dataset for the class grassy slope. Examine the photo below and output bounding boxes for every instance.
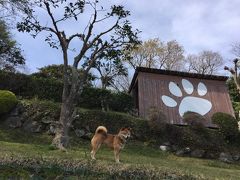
[0,127,240,179]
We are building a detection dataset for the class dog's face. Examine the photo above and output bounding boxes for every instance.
[119,127,132,139]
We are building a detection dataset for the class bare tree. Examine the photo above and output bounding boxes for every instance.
[93,56,127,90]
[0,20,25,72]
[231,42,240,58]
[17,0,140,149]
[185,50,224,75]
[161,40,184,70]
[0,0,29,20]
[224,59,240,95]
[111,74,131,92]
[125,38,184,71]
[126,38,160,69]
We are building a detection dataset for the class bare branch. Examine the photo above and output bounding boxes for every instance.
[44,1,60,35]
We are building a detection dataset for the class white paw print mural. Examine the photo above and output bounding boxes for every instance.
[161,79,212,117]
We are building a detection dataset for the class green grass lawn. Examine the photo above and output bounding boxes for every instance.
[0,127,240,179]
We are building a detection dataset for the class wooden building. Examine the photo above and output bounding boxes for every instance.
[129,67,235,127]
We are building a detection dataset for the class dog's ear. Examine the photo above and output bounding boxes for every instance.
[120,127,125,131]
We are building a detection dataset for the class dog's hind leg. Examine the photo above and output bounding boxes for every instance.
[91,143,101,160]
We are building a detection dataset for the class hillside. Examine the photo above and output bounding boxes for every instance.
[1,100,240,179]
[0,128,240,179]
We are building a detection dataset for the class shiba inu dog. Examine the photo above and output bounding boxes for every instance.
[90,126,131,163]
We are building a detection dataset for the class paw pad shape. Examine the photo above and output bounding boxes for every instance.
[161,79,212,117]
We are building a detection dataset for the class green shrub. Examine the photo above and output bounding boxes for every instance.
[0,90,17,115]
[79,87,134,112]
[183,111,206,131]
[147,106,167,133]
[73,109,151,140]
[0,71,133,113]
[232,101,240,118]
[212,112,239,143]
[0,71,63,101]
[109,92,134,112]
[78,87,111,110]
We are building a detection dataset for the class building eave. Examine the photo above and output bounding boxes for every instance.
[128,67,229,93]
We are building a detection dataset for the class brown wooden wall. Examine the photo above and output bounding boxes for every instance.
[134,72,234,127]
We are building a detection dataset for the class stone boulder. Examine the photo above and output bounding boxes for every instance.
[159,145,171,151]
[190,149,205,158]
[219,152,233,163]
[74,129,93,140]
[4,116,22,128]
[23,120,42,133]
[9,103,25,116]
[232,154,240,161]
[175,147,191,156]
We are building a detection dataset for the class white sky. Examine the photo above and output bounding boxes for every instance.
[11,0,240,73]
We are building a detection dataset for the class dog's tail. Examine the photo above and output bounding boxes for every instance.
[95,126,107,136]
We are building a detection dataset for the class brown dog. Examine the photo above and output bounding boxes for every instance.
[90,126,131,163]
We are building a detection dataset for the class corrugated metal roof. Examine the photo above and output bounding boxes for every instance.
[129,67,229,93]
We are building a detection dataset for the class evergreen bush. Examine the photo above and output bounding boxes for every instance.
[0,71,133,112]
[183,111,206,131]
[212,112,239,143]
[0,90,17,115]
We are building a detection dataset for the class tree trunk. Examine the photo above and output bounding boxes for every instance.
[52,65,86,150]
[52,98,74,150]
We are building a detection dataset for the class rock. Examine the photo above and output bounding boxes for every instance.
[4,116,22,128]
[175,147,191,156]
[190,149,205,158]
[23,120,42,133]
[219,152,233,163]
[162,142,171,146]
[9,103,24,116]
[205,151,218,159]
[175,150,185,156]
[171,145,178,152]
[75,129,86,137]
[83,133,93,140]
[47,124,58,135]
[85,125,90,132]
[41,117,54,124]
[159,145,170,151]
[232,154,240,161]
[76,132,93,140]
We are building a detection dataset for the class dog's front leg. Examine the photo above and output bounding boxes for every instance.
[91,150,96,160]
[114,148,120,163]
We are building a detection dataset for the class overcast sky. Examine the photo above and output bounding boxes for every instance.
[12,0,240,73]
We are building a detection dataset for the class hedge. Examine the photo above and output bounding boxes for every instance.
[0,90,17,115]
[212,112,239,143]
[0,70,133,112]
[182,111,206,133]
[73,109,151,140]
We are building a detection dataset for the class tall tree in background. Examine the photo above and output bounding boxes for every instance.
[225,43,240,97]
[125,38,159,69]
[0,0,29,19]
[17,0,140,149]
[161,40,184,70]
[111,74,131,92]
[0,0,29,72]
[231,42,240,58]
[93,59,127,90]
[0,20,25,71]
[185,50,223,75]
[224,59,240,117]
[32,64,95,87]
[125,38,184,70]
